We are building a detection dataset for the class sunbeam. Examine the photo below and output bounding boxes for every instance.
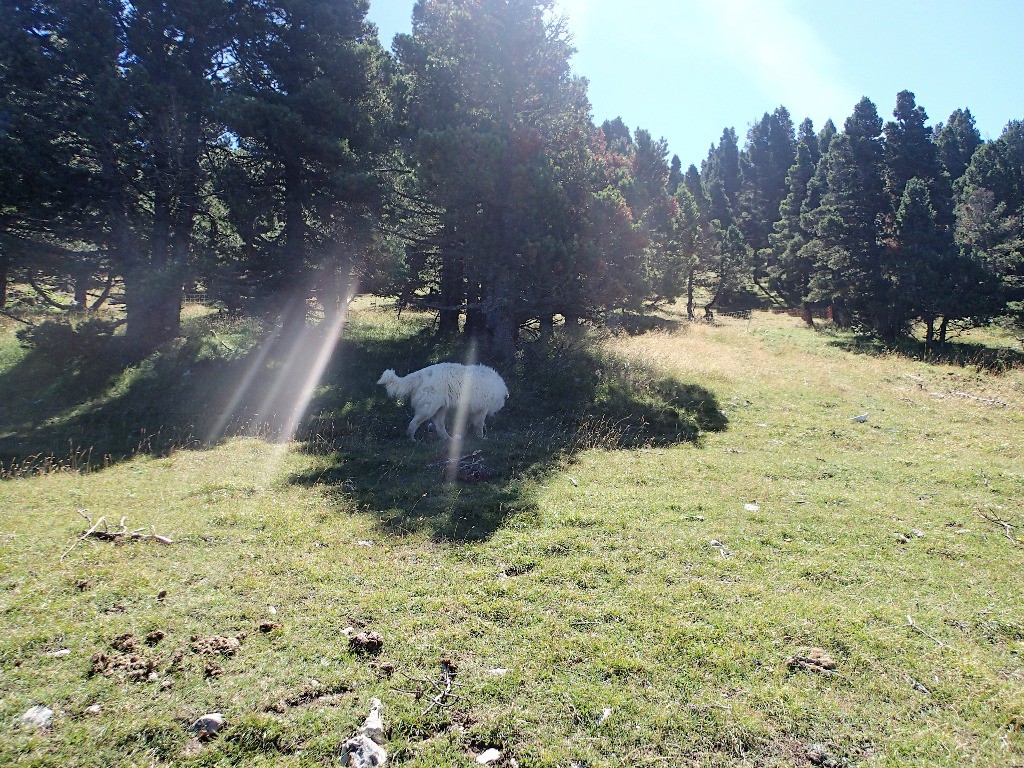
[444,339,479,481]
[248,307,319,439]
[204,323,285,444]
[276,294,354,442]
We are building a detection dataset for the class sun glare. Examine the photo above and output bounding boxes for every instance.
[444,338,479,481]
[206,280,358,466]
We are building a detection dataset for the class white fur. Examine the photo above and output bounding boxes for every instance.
[377,363,509,440]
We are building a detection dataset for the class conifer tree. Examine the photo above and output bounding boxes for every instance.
[3,0,239,349]
[701,128,742,227]
[738,106,796,256]
[767,140,818,321]
[225,0,395,324]
[397,0,596,359]
[935,108,982,186]
[883,91,953,225]
[805,98,889,334]
[796,117,820,166]
[888,178,957,343]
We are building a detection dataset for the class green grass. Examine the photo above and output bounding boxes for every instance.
[0,304,1022,766]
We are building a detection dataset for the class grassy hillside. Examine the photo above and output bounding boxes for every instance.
[1,304,1022,767]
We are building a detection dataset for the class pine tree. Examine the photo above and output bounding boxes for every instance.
[668,154,683,195]
[935,108,982,186]
[767,140,817,321]
[701,128,742,226]
[738,106,796,256]
[2,0,239,348]
[888,178,955,344]
[397,0,596,359]
[883,91,952,225]
[680,164,712,319]
[955,121,1024,331]
[225,0,395,324]
[817,119,837,156]
[797,117,820,166]
[805,99,889,334]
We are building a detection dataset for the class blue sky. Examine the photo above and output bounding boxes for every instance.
[366,0,1024,168]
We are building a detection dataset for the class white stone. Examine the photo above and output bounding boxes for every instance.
[187,712,226,739]
[476,748,502,765]
[21,706,54,729]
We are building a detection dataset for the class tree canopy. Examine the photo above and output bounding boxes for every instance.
[2,0,1021,356]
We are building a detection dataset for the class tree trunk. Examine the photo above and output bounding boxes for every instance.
[282,153,307,287]
[438,251,463,337]
[464,281,486,341]
[72,262,91,310]
[925,317,935,349]
[0,251,9,310]
[321,259,355,327]
[124,268,183,351]
[486,304,516,362]
[801,301,816,328]
[90,273,115,311]
[686,270,695,321]
[484,270,516,362]
[938,316,949,345]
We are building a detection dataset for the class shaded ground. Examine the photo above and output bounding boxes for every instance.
[0,307,727,541]
[827,327,1024,373]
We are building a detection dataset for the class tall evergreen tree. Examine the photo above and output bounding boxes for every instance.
[956,121,1024,329]
[935,108,982,186]
[3,0,239,349]
[701,127,742,226]
[767,140,817,320]
[887,177,957,343]
[0,0,85,308]
[225,0,395,324]
[817,118,838,155]
[796,117,820,165]
[668,154,683,195]
[679,164,713,320]
[738,106,796,256]
[883,90,952,225]
[806,98,890,334]
[397,0,595,359]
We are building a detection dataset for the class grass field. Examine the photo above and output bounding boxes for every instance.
[1,302,1022,767]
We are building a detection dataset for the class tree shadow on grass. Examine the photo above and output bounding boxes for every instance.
[827,331,1024,373]
[289,327,728,543]
[0,309,728,544]
[0,314,297,472]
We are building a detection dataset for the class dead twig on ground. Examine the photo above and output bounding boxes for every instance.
[949,391,1013,409]
[906,615,949,648]
[61,510,174,560]
[979,510,1019,546]
[393,659,461,716]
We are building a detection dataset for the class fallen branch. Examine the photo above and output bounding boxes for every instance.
[0,308,36,326]
[431,450,497,483]
[949,391,1012,409]
[394,658,461,716]
[906,615,949,648]
[979,510,1019,546]
[61,511,173,560]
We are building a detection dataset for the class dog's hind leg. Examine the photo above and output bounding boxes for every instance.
[431,406,451,440]
[470,411,487,438]
[406,411,430,440]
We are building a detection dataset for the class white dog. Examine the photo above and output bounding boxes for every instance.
[377,363,508,440]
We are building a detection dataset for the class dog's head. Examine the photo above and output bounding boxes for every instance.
[376,369,397,386]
